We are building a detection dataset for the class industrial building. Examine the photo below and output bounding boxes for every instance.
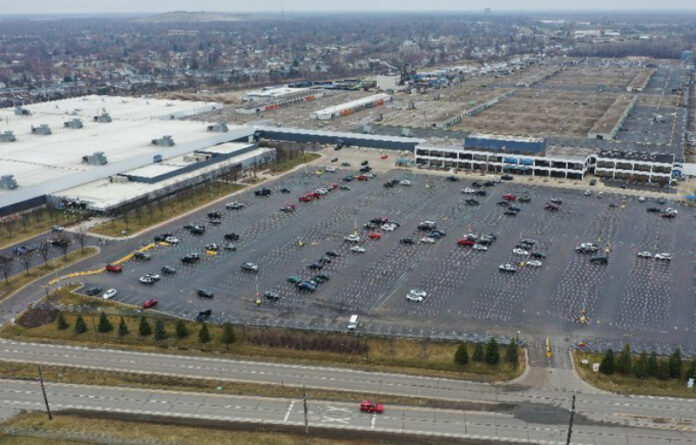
[310,94,391,120]
[0,96,266,216]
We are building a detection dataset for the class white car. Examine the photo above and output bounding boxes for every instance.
[526,260,543,267]
[164,236,179,244]
[597,192,604,198]
[462,188,476,194]
[472,244,488,251]
[325,166,336,172]
[400,180,412,186]
[139,276,155,285]
[637,251,652,258]
[145,273,160,281]
[638,196,646,202]
[499,263,517,273]
[364,173,375,178]
[382,223,397,232]
[102,288,117,300]
[655,252,672,261]
[316,188,328,195]
[419,237,436,244]
[351,245,366,253]
[664,208,678,216]
[584,190,591,196]
[225,201,244,210]
[406,289,427,302]
[512,248,529,256]
[344,234,361,243]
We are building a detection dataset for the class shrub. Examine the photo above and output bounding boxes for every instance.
[505,339,519,368]
[472,343,484,362]
[668,348,682,379]
[175,320,189,339]
[221,322,235,348]
[616,344,632,375]
[74,315,87,335]
[154,319,167,341]
[634,350,648,379]
[647,350,658,377]
[117,317,129,337]
[454,343,469,366]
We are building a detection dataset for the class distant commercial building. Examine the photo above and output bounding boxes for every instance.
[310,94,391,120]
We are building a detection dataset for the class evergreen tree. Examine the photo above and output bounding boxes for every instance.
[616,344,632,375]
[117,317,129,337]
[656,360,670,380]
[685,358,696,381]
[505,339,519,368]
[175,320,189,339]
[56,312,69,330]
[634,350,648,379]
[74,315,87,335]
[138,316,152,336]
[221,322,235,349]
[647,350,659,377]
[484,337,500,365]
[599,349,615,375]
[198,322,211,343]
[454,343,469,366]
[668,348,682,379]
[154,319,167,341]
[472,343,484,362]
[97,312,113,333]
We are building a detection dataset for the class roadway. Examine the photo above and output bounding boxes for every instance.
[1,378,694,445]
[1,339,695,436]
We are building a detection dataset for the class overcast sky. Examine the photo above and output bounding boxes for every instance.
[2,0,695,14]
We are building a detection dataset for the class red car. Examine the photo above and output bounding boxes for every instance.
[299,193,318,202]
[357,175,368,181]
[502,194,517,201]
[457,239,475,246]
[360,400,384,414]
[143,299,158,309]
[368,232,382,240]
[544,202,559,211]
[380,155,388,160]
[105,264,122,273]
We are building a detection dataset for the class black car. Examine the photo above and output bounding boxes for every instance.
[497,201,509,207]
[189,225,205,235]
[224,233,240,241]
[207,211,222,219]
[508,205,521,212]
[471,181,482,188]
[318,256,332,265]
[474,190,487,196]
[483,181,495,187]
[361,160,369,166]
[181,253,200,264]
[590,256,609,264]
[195,309,212,322]
[383,181,394,188]
[504,210,517,216]
[589,179,597,186]
[331,158,338,162]
[501,175,514,180]
[429,229,447,238]
[161,265,177,275]
[531,251,546,259]
[281,187,291,194]
[197,289,214,299]
[400,238,414,245]
[465,199,479,206]
[312,274,327,283]
[86,287,103,296]
[343,175,354,182]
[647,207,661,213]
[134,252,151,261]
[255,188,272,197]
[446,176,460,182]
[209,218,222,225]
[264,291,281,301]
[326,250,340,257]
[307,263,323,270]
[360,166,373,173]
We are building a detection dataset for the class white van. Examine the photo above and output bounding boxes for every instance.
[347,314,359,330]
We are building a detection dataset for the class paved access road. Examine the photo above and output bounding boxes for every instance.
[1,378,694,445]
[1,339,695,436]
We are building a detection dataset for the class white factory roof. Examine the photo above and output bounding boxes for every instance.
[310,93,391,119]
[0,95,261,210]
[467,133,546,143]
[242,86,310,101]
[55,147,273,212]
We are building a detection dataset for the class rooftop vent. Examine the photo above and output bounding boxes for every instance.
[0,131,16,142]
[206,122,229,133]
[0,174,18,190]
[94,108,112,123]
[151,135,175,147]
[81,152,108,166]
[64,118,84,129]
[14,106,31,116]
[31,124,52,135]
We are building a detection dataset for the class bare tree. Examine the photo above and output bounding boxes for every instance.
[20,251,34,275]
[37,241,50,266]
[75,228,86,253]
[0,254,14,284]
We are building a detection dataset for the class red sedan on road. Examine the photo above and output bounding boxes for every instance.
[360,400,384,414]
[502,194,517,201]
[143,299,158,309]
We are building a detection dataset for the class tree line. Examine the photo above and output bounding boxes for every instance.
[598,344,696,381]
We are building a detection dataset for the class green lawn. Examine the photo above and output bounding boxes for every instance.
[90,182,245,237]
[269,153,321,174]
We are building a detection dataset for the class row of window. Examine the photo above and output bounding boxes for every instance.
[415,151,586,172]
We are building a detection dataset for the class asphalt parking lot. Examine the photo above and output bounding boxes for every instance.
[80,164,696,354]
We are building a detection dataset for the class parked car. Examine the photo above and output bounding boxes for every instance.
[308,263,323,270]
[502,194,517,201]
[544,202,560,211]
[446,176,459,182]
[400,238,414,245]
[181,253,200,264]
[86,287,103,296]
[351,245,366,253]
[264,291,281,301]
[226,201,245,210]
[241,262,259,272]
[223,242,237,251]
[531,251,546,259]
[102,288,118,300]
[575,243,599,253]
[326,250,340,257]
[254,188,272,197]
[419,237,436,244]
[195,309,212,322]
[526,260,543,267]
[655,252,672,261]
[590,256,609,265]
[105,264,122,273]
[472,244,488,251]
[457,239,475,246]
[636,251,652,258]
[368,232,382,240]
[164,236,179,244]
[197,289,214,299]
[406,289,427,302]
[143,299,158,309]
[224,233,240,241]
[498,263,517,273]
[344,234,361,243]
[287,275,301,284]
[134,251,151,261]
[139,275,155,285]
[161,265,177,275]
[501,175,514,180]
[512,248,529,256]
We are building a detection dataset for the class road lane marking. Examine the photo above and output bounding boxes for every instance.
[371,413,376,429]
[284,400,295,422]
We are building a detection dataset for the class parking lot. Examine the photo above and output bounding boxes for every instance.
[80,162,696,354]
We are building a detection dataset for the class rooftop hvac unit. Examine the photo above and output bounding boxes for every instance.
[207,122,229,133]
[64,118,84,129]
[151,135,175,147]
[0,174,18,190]
[0,131,16,142]
[82,152,108,165]
[401,128,412,137]
[110,175,130,184]
[14,106,30,116]
[363,125,374,134]
[31,124,51,135]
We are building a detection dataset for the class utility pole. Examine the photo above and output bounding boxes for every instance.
[37,366,52,420]
[303,385,309,445]
[566,394,575,445]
